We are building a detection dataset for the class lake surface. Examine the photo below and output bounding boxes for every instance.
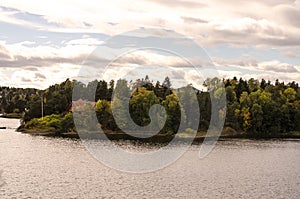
[0,118,299,198]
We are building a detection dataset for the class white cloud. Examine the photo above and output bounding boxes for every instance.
[2,63,81,89]
[217,69,300,84]
[0,39,97,67]
[212,56,300,83]
[0,38,98,88]
[283,51,300,59]
[258,60,299,73]
[0,0,299,88]
[112,50,193,68]
[64,38,103,46]
[213,57,258,67]
[0,0,300,48]
[213,57,299,73]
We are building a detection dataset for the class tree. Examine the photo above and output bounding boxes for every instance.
[111,79,131,131]
[260,78,267,89]
[226,86,237,103]
[240,107,251,131]
[24,94,42,121]
[248,78,259,92]
[294,103,300,131]
[162,76,171,88]
[197,92,211,131]
[130,87,160,127]
[96,80,108,101]
[162,93,181,134]
[226,101,240,130]
[284,87,296,102]
[235,78,249,99]
[4,76,299,138]
[250,103,263,134]
[95,100,116,130]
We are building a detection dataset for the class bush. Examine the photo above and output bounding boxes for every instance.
[60,112,75,132]
[23,113,75,133]
[183,128,196,135]
[47,118,61,129]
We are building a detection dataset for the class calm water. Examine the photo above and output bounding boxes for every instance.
[0,118,299,198]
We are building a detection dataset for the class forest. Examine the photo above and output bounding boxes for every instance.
[1,76,300,138]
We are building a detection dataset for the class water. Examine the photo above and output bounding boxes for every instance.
[0,118,299,198]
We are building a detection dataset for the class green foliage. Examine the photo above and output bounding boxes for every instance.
[24,113,74,133]
[0,87,37,114]
[96,99,118,131]
[60,112,75,132]
[295,103,300,131]
[223,77,299,137]
[284,87,296,102]
[161,93,181,134]
[3,75,299,138]
[250,103,263,133]
[130,87,160,127]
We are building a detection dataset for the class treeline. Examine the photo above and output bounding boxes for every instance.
[0,86,39,115]
[86,77,300,137]
[224,77,300,136]
[20,76,180,134]
[3,76,300,137]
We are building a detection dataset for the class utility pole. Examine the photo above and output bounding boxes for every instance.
[41,94,44,120]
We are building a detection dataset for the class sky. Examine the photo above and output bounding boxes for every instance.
[0,0,299,89]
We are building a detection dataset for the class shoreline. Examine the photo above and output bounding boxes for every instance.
[17,127,300,143]
[0,113,22,119]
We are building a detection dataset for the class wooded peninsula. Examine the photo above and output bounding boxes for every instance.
[1,76,300,140]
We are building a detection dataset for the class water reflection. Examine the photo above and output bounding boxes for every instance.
[0,118,299,198]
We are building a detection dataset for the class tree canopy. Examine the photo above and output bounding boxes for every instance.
[2,76,299,138]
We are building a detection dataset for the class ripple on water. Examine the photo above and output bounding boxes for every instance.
[0,118,299,198]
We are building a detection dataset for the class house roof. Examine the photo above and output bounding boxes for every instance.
[68,99,96,112]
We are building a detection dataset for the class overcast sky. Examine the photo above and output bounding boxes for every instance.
[0,0,299,89]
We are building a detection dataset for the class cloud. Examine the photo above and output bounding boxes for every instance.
[241,72,300,83]
[200,17,300,47]
[283,51,300,59]
[214,57,299,73]
[114,53,148,66]
[181,16,208,24]
[3,63,81,88]
[217,70,243,79]
[261,0,295,6]
[34,72,46,79]
[0,5,61,30]
[148,0,207,8]
[0,44,12,60]
[259,60,299,73]
[0,55,83,68]
[21,77,32,82]
[83,21,93,27]
[111,50,210,68]
[107,22,119,26]
[64,37,103,46]
[275,4,300,27]
[24,67,38,71]
[1,1,300,49]
[0,40,96,68]
[213,57,258,67]
[216,68,300,84]
[0,0,299,88]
